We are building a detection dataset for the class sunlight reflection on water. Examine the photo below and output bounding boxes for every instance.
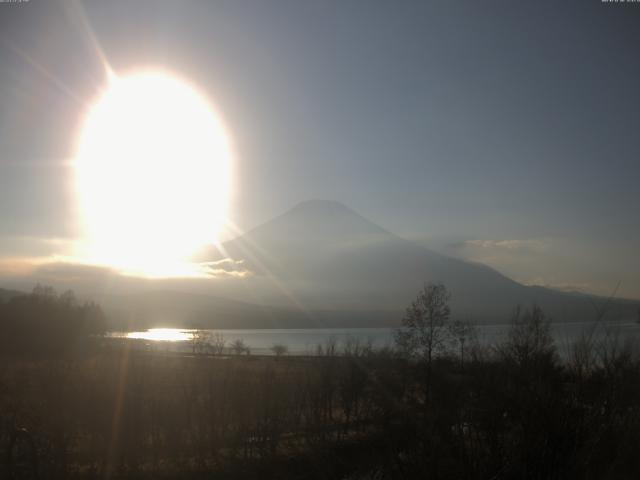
[126,328,194,342]
[110,322,640,356]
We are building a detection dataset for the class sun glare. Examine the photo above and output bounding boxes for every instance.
[74,72,232,277]
[126,328,194,342]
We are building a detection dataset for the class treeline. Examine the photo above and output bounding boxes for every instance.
[0,284,106,356]
[1,284,640,479]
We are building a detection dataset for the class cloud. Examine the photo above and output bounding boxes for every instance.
[33,258,254,282]
[206,258,245,266]
[440,237,607,297]
[199,258,252,278]
[519,277,592,294]
[33,261,118,282]
[206,268,252,278]
[0,235,77,257]
[0,258,121,295]
[0,255,253,298]
[462,238,549,252]
[0,257,42,276]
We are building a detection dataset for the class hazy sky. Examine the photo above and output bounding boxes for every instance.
[0,0,639,298]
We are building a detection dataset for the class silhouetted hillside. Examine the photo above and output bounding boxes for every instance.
[0,287,23,303]
[0,285,106,356]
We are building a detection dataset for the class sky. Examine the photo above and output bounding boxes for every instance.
[0,0,639,299]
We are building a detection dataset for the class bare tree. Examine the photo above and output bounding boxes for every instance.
[342,336,373,358]
[210,332,226,355]
[191,330,212,355]
[59,289,77,307]
[499,304,556,368]
[394,282,452,368]
[270,343,288,357]
[447,319,476,369]
[32,283,57,299]
[316,336,338,357]
[231,338,250,355]
[570,282,623,377]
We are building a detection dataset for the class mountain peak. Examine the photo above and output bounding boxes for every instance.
[219,199,395,258]
[284,199,374,226]
[289,199,354,214]
[262,199,392,240]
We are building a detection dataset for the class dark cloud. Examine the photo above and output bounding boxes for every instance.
[33,261,117,283]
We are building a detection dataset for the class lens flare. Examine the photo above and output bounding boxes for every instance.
[74,71,232,277]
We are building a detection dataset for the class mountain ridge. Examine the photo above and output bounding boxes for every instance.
[205,199,637,324]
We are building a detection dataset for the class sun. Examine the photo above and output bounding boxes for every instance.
[74,71,232,277]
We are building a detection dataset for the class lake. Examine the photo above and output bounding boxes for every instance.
[110,320,640,357]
